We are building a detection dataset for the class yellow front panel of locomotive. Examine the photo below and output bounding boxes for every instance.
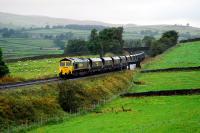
[59,61,74,75]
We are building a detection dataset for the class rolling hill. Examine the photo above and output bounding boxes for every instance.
[1,12,200,59]
[0,12,112,28]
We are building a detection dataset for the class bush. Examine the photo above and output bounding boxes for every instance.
[0,84,63,131]
[149,41,165,57]
[58,81,84,113]
[147,30,179,57]
[58,71,134,113]
[64,39,89,55]
[0,48,9,77]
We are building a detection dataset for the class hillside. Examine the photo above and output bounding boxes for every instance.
[0,12,112,28]
[27,41,200,133]
[1,12,200,60]
[0,38,63,59]
[143,41,200,70]
[1,12,200,39]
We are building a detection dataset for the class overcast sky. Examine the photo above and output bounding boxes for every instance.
[0,0,200,27]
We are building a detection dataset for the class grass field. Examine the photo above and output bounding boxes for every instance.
[131,71,200,92]
[143,41,200,70]
[7,58,61,79]
[24,26,200,41]
[24,28,91,40]
[29,95,200,133]
[7,55,97,80]
[0,38,63,59]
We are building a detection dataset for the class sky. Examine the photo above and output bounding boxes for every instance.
[0,0,200,27]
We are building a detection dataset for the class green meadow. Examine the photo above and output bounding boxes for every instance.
[24,28,91,40]
[29,95,200,133]
[8,58,61,80]
[7,55,97,80]
[0,38,62,59]
[131,71,200,92]
[144,41,200,70]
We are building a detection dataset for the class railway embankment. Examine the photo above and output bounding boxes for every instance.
[28,41,200,133]
[0,70,134,132]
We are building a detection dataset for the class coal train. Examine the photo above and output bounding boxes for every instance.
[59,52,145,78]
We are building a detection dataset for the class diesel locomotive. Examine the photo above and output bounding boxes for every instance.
[59,52,145,78]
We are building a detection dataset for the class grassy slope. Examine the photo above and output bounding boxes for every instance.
[30,95,200,133]
[0,71,133,131]
[132,41,200,92]
[144,41,200,70]
[0,38,63,59]
[131,71,200,92]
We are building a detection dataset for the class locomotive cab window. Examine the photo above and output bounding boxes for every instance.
[60,62,65,66]
[65,61,71,66]
[60,61,71,67]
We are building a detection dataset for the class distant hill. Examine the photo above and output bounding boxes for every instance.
[0,12,200,32]
[0,12,200,40]
[0,12,113,28]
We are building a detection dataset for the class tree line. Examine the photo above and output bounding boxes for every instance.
[143,30,179,56]
[64,28,179,57]
[64,27,124,57]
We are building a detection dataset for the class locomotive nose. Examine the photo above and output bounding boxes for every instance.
[63,67,71,74]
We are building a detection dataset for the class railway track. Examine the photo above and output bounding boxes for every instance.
[0,77,59,90]
[0,71,121,90]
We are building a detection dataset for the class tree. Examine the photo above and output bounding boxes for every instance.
[58,81,84,113]
[0,48,9,77]
[160,30,179,47]
[87,29,100,54]
[148,30,179,57]
[64,39,89,55]
[149,40,165,56]
[2,29,14,38]
[87,27,124,57]
[142,36,155,47]
[45,25,50,29]
[53,39,65,49]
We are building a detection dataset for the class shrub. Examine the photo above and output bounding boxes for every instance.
[146,30,179,57]
[58,71,134,113]
[0,48,9,77]
[0,84,63,131]
[58,81,84,113]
